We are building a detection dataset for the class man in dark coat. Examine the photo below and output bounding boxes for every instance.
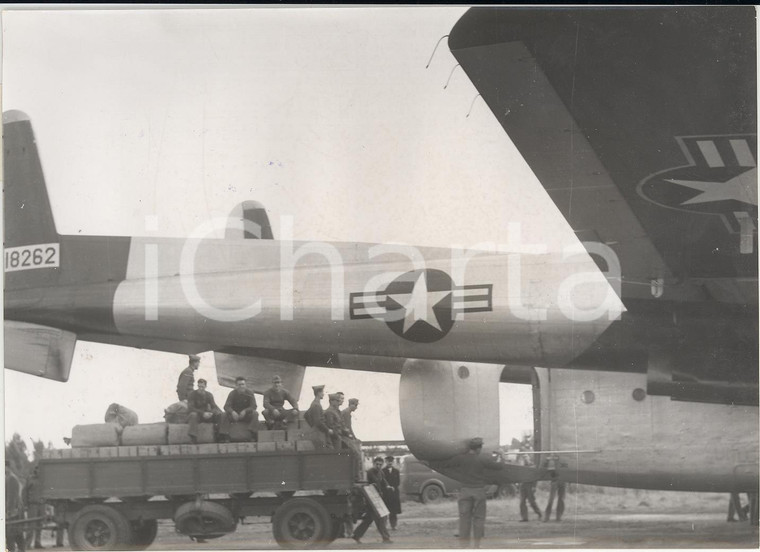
[176,354,200,401]
[262,375,299,430]
[382,456,402,530]
[218,376,258,441]
[352,457,392,544]
[187,379,222,443]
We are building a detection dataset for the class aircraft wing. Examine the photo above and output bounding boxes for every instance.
[449,7,757,305]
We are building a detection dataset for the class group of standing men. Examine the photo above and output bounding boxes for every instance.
[304,384,360,448]
[175,355,300,443]
[518,453,566,522]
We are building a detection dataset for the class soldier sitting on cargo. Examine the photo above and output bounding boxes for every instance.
[187,379,222,444]
[262,375,299,430]
[218,377,258,442]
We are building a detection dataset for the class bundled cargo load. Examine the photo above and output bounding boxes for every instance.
[104,403,139,430]
[121,423,168,446]
[164,401,189,424]
[71,423,120,447]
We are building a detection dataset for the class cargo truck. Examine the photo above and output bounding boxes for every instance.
[33,439,366,549]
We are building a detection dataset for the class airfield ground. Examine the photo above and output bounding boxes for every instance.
[34,488,758,549]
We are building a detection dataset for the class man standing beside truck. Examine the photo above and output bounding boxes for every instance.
[6,460,26,552]
[382,456,402,530]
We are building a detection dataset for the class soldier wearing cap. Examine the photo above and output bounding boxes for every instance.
[436,437,508,548]
[341,398,359,439]
[323,393,351,449]
[304,385,333,444]
[187,378,222,443]
[262,375,299,430]
[176,354,200,402]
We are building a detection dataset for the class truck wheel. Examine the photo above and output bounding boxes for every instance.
[421,483,444,504]
[272,498,331,548]
[174,501,236,540]
[130,519,158,549]
[69,504,133,550]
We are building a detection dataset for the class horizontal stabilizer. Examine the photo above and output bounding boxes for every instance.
[214,352,304,398]
[4,320,76,382]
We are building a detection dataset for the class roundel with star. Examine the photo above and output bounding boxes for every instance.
[349,268,493,343]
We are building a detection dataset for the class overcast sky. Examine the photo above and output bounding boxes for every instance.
[2,7,579,448]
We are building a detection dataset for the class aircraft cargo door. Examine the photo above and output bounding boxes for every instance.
[499,366,540,452]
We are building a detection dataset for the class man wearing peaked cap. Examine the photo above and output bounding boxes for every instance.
[341,398,359,440]
[435,436,508,548]
[262,374,299,430]
[382,455,402,530]
[176,354,201,402]
[323,393,350,449]
[304,385,333,444]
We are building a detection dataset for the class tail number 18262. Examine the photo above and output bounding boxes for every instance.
[4,243,60,272]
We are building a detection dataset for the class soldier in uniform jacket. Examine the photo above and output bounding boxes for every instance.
[304,385,334,445]
[176,354,200,401]
[323,393,351,449]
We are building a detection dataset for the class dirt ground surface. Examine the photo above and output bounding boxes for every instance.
[30,490,758,550]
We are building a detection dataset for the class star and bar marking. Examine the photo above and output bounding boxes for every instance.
[349,269,492,343]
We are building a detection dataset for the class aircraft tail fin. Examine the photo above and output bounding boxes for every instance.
[225,200,274,239]
[3,111,63,289]
[4,110,59,247]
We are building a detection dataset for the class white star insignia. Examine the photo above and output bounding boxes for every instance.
[667,167,758,206]
[388,272,451,333]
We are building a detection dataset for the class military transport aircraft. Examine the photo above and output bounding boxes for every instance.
[4,6,757,498]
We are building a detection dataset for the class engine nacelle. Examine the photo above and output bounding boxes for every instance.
[399,359,502,461]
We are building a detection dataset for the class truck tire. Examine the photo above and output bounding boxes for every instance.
[421,483,444,504]
[174,501,236,540]
[130,519,158,549]
[272,498,331,549]
[69,504,133,550]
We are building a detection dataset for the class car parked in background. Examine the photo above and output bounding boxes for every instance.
[399,454,514,503]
